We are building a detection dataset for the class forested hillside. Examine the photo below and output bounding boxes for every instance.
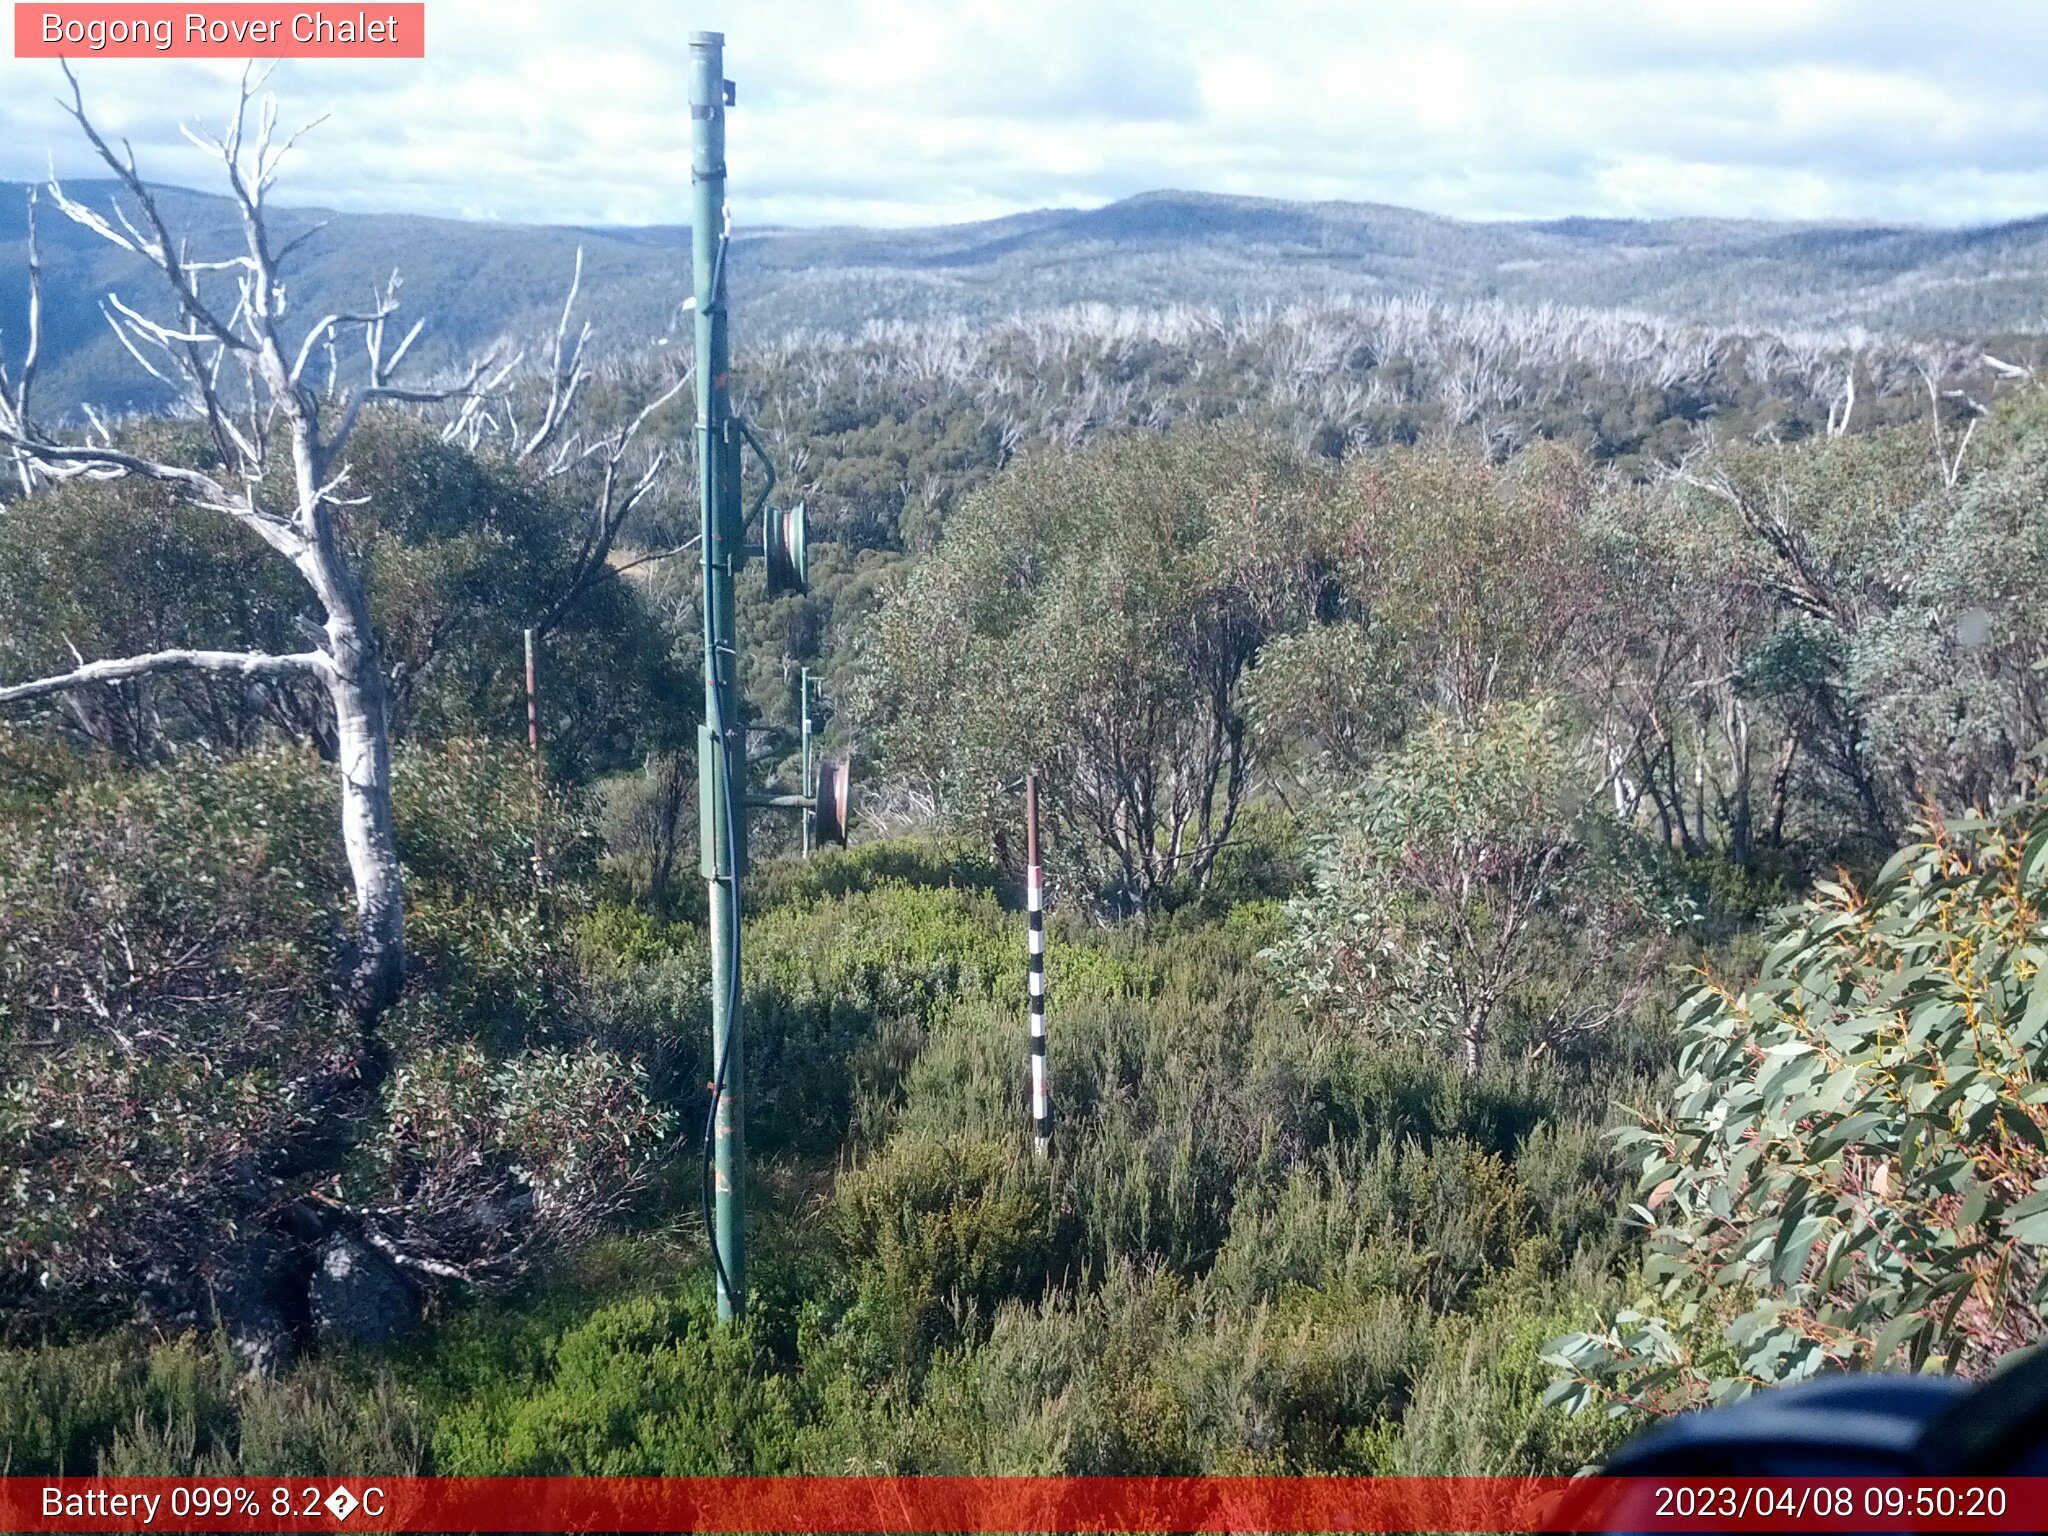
[9,180,2048,413]
[8,104,2048,1482]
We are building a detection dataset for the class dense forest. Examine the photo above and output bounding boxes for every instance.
[6,92,2048,1481]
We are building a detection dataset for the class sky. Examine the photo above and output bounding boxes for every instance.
[3,0,2047,231]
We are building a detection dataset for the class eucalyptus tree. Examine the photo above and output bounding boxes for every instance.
[861,427,1331,913]
[1604,413,2048,860]
[1548,801,2048,1412]
[1268,701,1647,1076]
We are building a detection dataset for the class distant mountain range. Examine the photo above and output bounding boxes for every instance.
[4,182,2047,413]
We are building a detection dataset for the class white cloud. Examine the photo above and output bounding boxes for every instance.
[0,0,2043,228]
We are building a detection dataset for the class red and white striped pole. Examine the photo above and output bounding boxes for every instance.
[1025,772,1051,1158]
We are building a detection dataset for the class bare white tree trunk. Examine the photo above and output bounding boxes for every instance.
[328,582,407,1016]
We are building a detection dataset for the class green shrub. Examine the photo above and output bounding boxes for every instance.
[433,1292,800,1474]
[1267,701,1648,1077]
[393,738,596,899]
[745,836,1001,916]
[886,919,1331,1278]
[595,754,696,918]
[1322,1043,1579,1159]
[103,1364,432,1477]
[1143,806,1313,928]
[0,1335,208,1475]
[578,918,711,1102]
[1050,996,1265,1273]
[834,1135,1055,1376]
[1513,1117,1633,1271]
[1208,1140,1531,1312]
[1549,803,2048,1415]
[383,897,588,1057]
[382,740,600,1057]
[741,882,1151,1154]
[0,749,350,1329]
[0,462,307,768]
[0,649,1690,1480]
[887,1263,1206,1474]
[576,900,695,975]
[0,740,667,1334]
[1364,1259,1633,1475]
[350,1041,673,1293]
[1182,1288,1432,1472]
[877,1262,1434,1475]
[0,723,97,810]
[748,884,1012,1024]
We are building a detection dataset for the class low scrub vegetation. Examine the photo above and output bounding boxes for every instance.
[0,780,1654,1473]
[7,233,2048,1470]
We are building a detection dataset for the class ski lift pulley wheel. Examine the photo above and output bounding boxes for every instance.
[815,758,852,847]
[765,501,808,595]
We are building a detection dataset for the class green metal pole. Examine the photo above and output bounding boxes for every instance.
[691,30,745,1322]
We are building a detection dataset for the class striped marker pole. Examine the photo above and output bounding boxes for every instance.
[524,626,547,887]
[1026,772,1051,1158]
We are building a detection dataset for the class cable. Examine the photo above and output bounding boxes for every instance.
[701,634,743,1313]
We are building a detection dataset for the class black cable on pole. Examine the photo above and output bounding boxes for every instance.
[701,653,742,1313]
[697,227,742,1315]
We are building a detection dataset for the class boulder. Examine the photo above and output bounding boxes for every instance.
[308,1234,418,1349]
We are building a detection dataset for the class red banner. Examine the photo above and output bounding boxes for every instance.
[3,1476,2047,1532]
[13,4,424,58]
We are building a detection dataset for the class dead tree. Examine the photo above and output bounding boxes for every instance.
[0,188,41,496]
[0,67,499,1024]
[445,249,691,639]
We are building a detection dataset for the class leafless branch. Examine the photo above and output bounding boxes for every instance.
[528,368,689,638]
[0,429,223,499]
[520,247,591,461]
[1668,450,1842,627]
[439,352,524,445]
[50,63,249,351]
[0,187,43,492]
[290,301,399,385]
[608,534,703,577]
[252,195,320,253]
[330,348,501,461]
[98,300,176,383]
[1920,363,1980,492]
[0,647,328,705]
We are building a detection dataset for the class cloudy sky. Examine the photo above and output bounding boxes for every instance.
[3,0,2046,231]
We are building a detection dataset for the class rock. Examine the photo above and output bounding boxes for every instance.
[308,1234,418,1349]
[175,1231,300,1378]
[227,1302,297,1378]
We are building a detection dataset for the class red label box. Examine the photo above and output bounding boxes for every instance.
[7,1476,2048,1533]
[13,4,425,57]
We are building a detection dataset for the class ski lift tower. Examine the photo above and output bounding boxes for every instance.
[689,32,850,1323]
